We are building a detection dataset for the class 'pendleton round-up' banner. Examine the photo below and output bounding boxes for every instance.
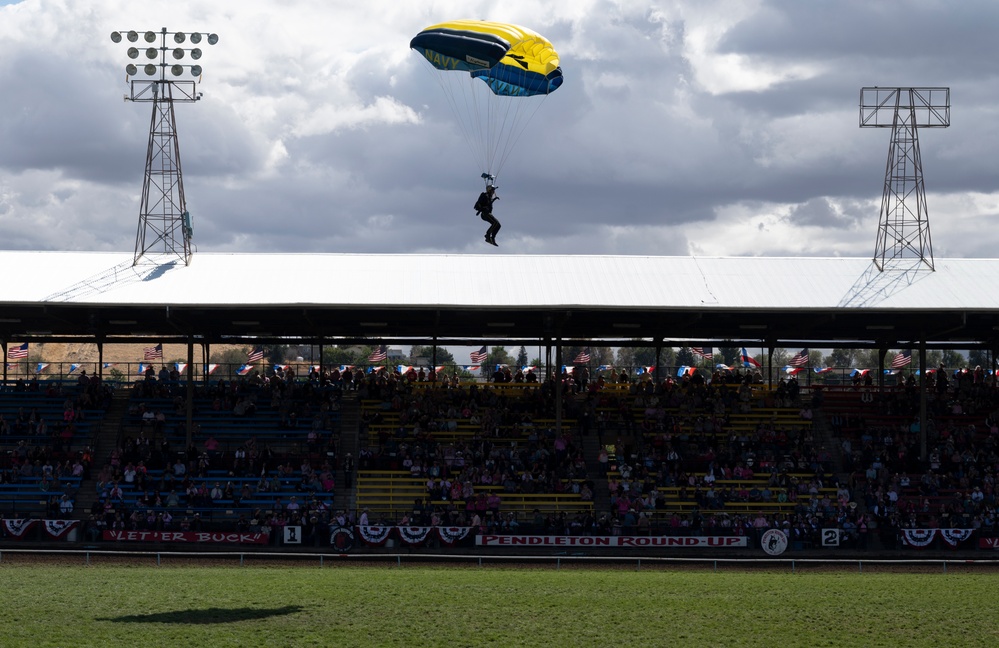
[476,535,749,548]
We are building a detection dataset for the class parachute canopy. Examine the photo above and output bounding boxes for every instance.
[411,20,563,97]
[411,20,563,179]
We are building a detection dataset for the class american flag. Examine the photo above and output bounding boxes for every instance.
[891,349,912,369]
[7,342,28,359]
[143,343,163,361]
[368,345,388,363]
[788,348,809,367]
[247,346,264,363]
[573,348,591,364]
[692,346,713,359]
[470,346,488,363]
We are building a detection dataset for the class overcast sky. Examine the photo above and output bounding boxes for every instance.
[1,0,998,260]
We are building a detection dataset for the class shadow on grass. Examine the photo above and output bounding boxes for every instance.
[98,605,304,625]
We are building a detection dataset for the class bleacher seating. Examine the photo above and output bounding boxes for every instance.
[0,379,106,519]
[354,380,595,522]
[0,475,82,517]
[0,380,109,459]
[356,470,592,520]
[121,377,342,460]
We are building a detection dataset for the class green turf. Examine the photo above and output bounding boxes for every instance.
[0,562,997,647]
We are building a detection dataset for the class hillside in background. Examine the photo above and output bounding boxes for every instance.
[30,342,251,365]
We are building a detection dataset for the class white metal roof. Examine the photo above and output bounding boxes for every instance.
[0,251,993,312]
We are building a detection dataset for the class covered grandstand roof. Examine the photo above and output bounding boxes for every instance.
[0,251,994,347]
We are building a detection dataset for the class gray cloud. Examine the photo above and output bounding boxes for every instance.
[0,0,995,259]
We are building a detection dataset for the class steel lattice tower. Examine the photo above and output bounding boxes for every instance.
[136,80,191,265]
[111,28,218,266]
[860,87,950,271]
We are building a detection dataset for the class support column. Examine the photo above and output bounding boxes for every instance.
[919,342,927,461]
[186,338,195,449]
[555,341,563,436]
[767,344,774,388]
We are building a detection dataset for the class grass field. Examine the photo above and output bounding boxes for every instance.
[1,558,998,647]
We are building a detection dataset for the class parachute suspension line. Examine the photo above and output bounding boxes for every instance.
[478,67,516,178]
[428,67,486,172]
[427,66,511,180]
[491,92,549,180]
[484,68,551,180]
[483,68,524,177]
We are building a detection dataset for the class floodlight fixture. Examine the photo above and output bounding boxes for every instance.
[110,28,218,81]
[110,27,219,267]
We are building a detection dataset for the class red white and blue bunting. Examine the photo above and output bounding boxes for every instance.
[349,526,472,549]
[939,529,973,548]
[357,525,392,546]
[42,519,80,540]
[397,526,433,545]
[901,528,974,549]
[437,526,473,546]
[900,529,936,548]
[2,519,38,539]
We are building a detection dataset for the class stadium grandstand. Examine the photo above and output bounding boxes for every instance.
[0,250,998,555]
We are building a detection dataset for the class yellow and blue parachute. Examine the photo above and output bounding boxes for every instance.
[411,20,563,181]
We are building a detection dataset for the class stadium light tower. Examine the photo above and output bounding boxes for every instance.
[110,28,218,266]
[860,87,950,272]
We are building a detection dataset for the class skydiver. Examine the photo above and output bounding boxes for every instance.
[475,184,500,246]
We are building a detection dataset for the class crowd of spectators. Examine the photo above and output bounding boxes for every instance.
[14,358,999,552]
[834,366,999,546]
[80,367,350,541]
[547,370,871,547]
[0,374,110,522]
[357,373,597,527]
